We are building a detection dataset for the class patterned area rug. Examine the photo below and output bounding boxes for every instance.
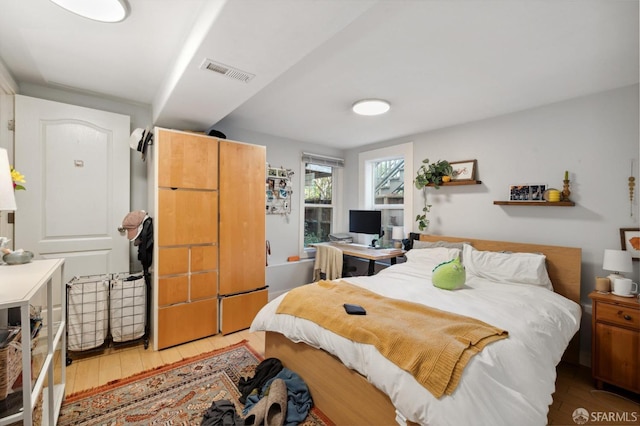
[58,341,333,425]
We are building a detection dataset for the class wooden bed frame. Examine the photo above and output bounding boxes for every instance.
[265,235,582,425]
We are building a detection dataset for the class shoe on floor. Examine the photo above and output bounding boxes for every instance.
[243,395,268,426]
[265,379,287,426]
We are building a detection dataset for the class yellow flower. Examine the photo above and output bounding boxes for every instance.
[10,166,26,190]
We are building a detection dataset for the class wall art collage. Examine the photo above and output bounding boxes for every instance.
[266,166,293,215]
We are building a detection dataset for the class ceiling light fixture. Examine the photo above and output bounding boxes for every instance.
[352,99,390,116]
[49,0,129,23]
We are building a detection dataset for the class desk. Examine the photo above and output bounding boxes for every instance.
[317,242,405,276]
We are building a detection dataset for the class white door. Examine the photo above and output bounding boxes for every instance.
[14,95,130,283]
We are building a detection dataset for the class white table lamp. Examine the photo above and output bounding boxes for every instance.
[391,226,404,248]
[602,249,632,288]
[0,148,17,212]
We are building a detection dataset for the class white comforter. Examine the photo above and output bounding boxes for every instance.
[251,259,581,426]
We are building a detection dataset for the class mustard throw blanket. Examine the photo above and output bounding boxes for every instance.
[276,280,508,398]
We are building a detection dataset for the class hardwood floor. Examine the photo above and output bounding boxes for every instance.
[64,331,639,425]
[64,329,265,395]
[548,362,639,425]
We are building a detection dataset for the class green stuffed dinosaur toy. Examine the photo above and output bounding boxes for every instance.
[432,256,466,290]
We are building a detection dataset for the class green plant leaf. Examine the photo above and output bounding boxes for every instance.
[414,158,452,231]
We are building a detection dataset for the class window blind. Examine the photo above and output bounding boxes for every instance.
[302,152,345,168]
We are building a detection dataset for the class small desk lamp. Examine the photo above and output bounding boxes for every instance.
[391,226,404,249]
[602,249,632,288]
[0,148,17,211]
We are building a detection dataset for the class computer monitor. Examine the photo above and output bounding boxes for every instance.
[349,210,383,246]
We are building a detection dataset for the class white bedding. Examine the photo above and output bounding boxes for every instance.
[251,253,581,426]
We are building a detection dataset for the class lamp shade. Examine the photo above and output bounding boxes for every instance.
[602,249,633,273]
[0,148,17,211]
[391,226,404,241]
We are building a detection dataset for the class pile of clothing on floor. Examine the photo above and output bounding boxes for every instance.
[201,358,314,426]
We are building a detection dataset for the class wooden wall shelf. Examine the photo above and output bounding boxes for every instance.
[493,201,575,206]
[426,180,482,187]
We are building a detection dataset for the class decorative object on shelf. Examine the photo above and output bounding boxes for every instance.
[509,185,528,201]
[414,159,452,231]
[496,172,575,206]
[0,237,9,252]
[414,159,452,189]
[266,165,294,215]
[561,170,571,201]
[594,276,610,293]
[602,249,633,286]
[2,249,34,265]
[619,227,640,260]
[509,184,547,202]
[629,160,636,217]
[449,159,477,181]
[543,188,561,202]
[530,184,546,201]
[612,277,637,297]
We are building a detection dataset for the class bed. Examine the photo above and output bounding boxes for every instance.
[251,235,582,425]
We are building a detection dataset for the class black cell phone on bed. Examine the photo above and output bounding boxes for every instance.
[343,303,366,315]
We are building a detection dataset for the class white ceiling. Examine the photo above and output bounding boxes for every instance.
[0,0,637,149]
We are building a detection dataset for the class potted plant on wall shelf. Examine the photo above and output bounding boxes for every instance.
[414,159,453,231]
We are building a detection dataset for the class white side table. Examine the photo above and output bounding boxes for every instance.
[0,259,65,425]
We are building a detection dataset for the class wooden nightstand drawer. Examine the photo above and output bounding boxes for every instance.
[597,302,639,328]
[589,291,640,394]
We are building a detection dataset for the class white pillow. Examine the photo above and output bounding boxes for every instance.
[462,244,553,290]
[405,247,461,267]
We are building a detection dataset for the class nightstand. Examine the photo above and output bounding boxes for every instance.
[588,291,639,393]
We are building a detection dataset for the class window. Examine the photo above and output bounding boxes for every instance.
[359,143,413,246]
[373,158,405,245]
[301,153,343,251]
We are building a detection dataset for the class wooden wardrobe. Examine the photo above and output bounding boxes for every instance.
[148,128,267,350]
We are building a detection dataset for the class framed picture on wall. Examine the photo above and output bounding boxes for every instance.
[508,184,546,201]
[509,184,530,201]
[620,228,640,260]
[529,184,547,201]
[450,160,477,181]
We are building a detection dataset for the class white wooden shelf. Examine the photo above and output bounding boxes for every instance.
[0,259,65,426]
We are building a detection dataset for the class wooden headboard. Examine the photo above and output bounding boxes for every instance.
[414,234,582,363]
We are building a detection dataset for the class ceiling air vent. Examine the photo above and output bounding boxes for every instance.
[200,59,255,83]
